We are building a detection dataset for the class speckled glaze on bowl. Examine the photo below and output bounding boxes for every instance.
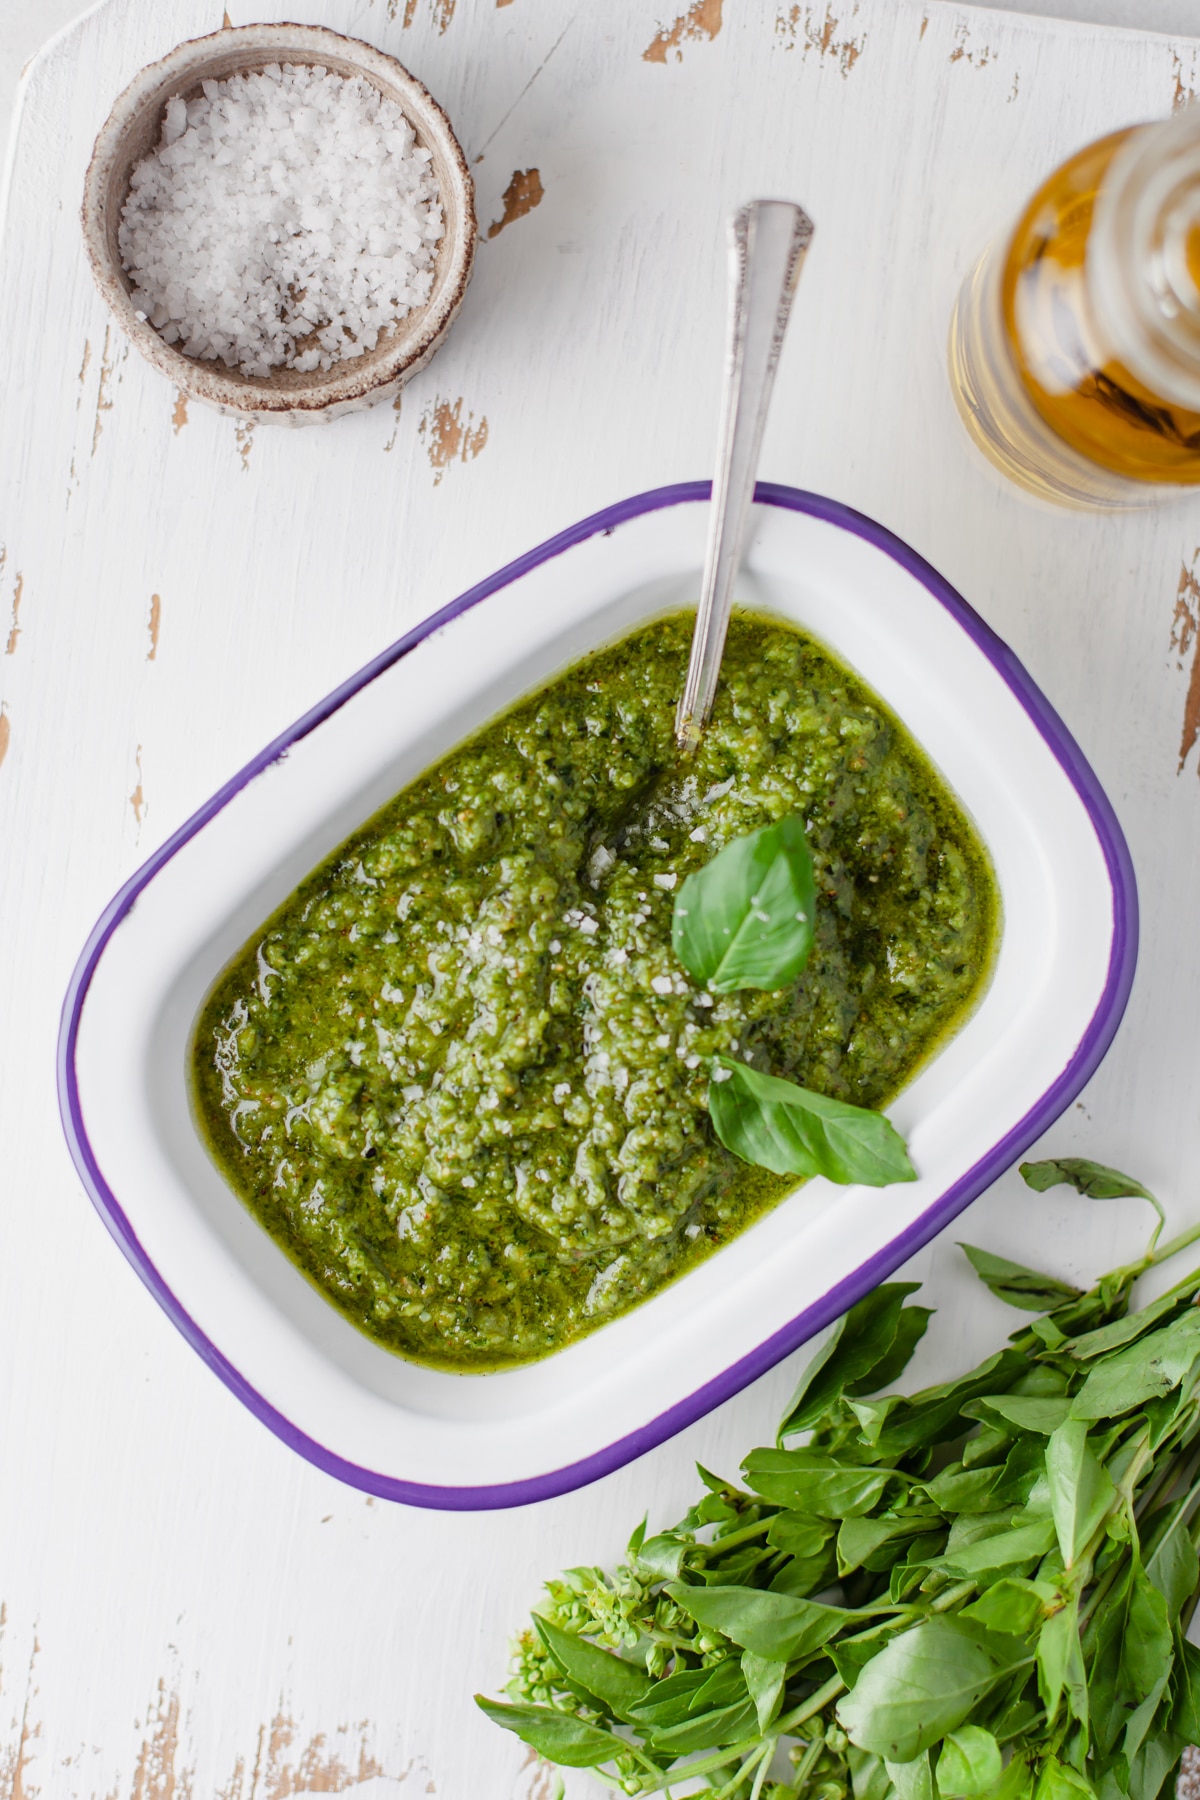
[80,23,476,426]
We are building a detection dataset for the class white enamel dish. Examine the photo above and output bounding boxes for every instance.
[58,484,1138,1510]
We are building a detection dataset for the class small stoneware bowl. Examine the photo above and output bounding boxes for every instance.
[81,23,476,426]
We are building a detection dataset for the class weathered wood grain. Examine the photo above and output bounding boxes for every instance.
[2,0,1200,1793]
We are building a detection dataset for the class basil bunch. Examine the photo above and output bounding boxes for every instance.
[671,815,914,1188]
[479,1162,1200,1800]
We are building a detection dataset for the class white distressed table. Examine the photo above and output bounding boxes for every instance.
[5,1,1200,1794]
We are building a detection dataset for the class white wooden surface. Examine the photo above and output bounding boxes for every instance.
[5,1,1200,1794]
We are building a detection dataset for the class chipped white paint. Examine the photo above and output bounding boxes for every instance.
[3,1,1200,1795]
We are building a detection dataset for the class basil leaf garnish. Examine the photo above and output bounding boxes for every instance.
[671,814,816,992]
[707,1055,915,1186]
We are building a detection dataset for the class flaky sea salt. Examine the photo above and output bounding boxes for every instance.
[118,62,445,377]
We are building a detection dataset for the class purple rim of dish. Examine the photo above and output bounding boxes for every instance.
[57,481,1139,1512]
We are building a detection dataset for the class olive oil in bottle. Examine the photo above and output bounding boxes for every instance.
[950,109,1200,508]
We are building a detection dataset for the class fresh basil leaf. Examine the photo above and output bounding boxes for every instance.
[626,1665,717,1726]
[1020,1159,1165,1234]
[1031,1758,1096,1800]
[633,1532,689,1580]
[962,1578,1054,1635]
[665,1581,848,1661]
[964,1394,1073,1435]
[1171,1636,1200,1744]
[710,1055,915,1185]
[1037,1597,1087,1729]
[1118,1567,1173,1705]
[937,1726,1003,1798]
[671,814,816,991]
[838,1514,941,1577]
[741,1448,892,1517]
[1065,1291,1190,1363]
[931,1516,1058,1578]
[854,1305,935,1395]
[887,1750,935,1800]
[836,1617,1032,1762]
[689,1657,749,1714]
[922,1465,1002,1515]
[779,1283,925,1437]
[768,1546,838,1596]
[1144,1501,1200,1615]
[1045,1418,1118,1568]
[1123,1670,1172,1766]
[648,1697,759,1753]
[959,1243,1084,1314]
[1070,1312,1200,1420]
[833,1634,891,1691]
[473,1696,622,1767]
[741,1649,786,1732]
[865,1350,1028,1457]
[1125,1725,1184,1800]
[766,1512,836,1559]
[849,1746,895,1800]
[533,1617,653,1722]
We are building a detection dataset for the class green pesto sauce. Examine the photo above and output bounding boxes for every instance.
[192,613,998,1371]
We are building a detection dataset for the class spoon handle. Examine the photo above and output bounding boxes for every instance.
[675,199,815,752]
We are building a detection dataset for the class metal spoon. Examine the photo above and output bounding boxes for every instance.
[587,200,814,882]
[675,199,815,752]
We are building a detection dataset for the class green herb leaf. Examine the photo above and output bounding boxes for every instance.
[665,1581,849,1661]
[741,1649,786,1732]
[779,1283,928,1437]
[1044,1419,1117,1568]
[473,1697,623,1767]
[959,1243,1084,1314]
[1019,1159,1165,1236]
[533,1617,654,1722]
[1143,1502,1200,1615]
[1037,1597,1087,1729]
[1031,1758,1096,1800]
[937,1726,1003,1798]
[887,1750,935,1800]
[962,1578,1054,1635]
[930,1517,1059,1578]
[1118,1568,1173,1705]
[741,1448,892,1517]
[709,1055,915,1186]
[1070,1312,1200,1420]
[671,814,816,991]
[836,1618,1032,1762]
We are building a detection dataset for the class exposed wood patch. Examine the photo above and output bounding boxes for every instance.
[1172,50,1199,112]
[383,390,403,455]
[948,20,993,67]
[919,11,928,37]
[172,392,189,434]
[0,708,9,776]
[497,0,515,7]
[388,0,455,30]
[235,421,255,472]
[77,339,92,407]
[1171,553,1200,774]
[487,170,544,239]
[776,3,865,74]
[130,746,146,827]
[223,8,234,25]
[93,327,119,456]
[147,594,162,662]
[419,398,488,485]
[0,1635,40,1800]
[5,573,24,657]
[643,0,723,64]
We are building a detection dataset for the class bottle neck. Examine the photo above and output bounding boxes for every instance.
[1089,107,1200,412]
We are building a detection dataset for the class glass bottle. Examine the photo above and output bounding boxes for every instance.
[949,107,1200,508]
